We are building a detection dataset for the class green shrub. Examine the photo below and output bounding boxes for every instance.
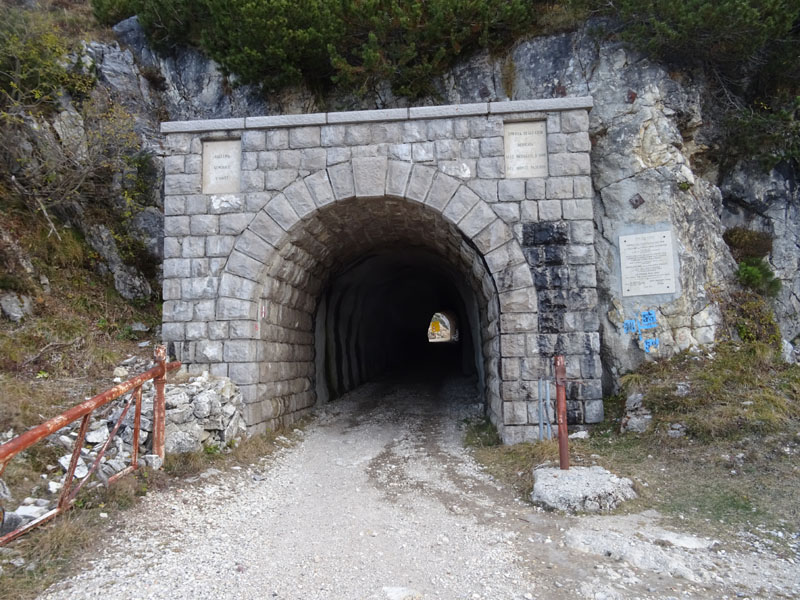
[329,0,537,98]
[729,97,800,169]
[0,7,77,113]
[91,0,137,27]
[723,227,773,261]
[579,1,796,70]
[131,0,211,51]
[737,257,781,297]
[118,0,540,98]
[202,0,340,93]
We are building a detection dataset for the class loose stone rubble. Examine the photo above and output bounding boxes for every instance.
[531,465,637,512]
[619,392,653,434]
[0,358,246,536]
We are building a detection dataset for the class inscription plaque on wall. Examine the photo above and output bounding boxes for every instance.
[202,140,241,194]
[504,121,548,178]
[619,230,677,297]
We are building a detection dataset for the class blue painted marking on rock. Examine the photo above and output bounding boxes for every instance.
[624,310,660,352]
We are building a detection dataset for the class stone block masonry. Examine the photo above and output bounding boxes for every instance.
[160,98,602,444]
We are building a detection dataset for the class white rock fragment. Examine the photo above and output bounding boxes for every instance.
[86,426,109,445]
[14,504,49,520]
[531,466,637,512]
[58,455,89,479]
[383,587,423,600]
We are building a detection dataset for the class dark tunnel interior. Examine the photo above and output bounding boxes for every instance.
[314,246,484,402]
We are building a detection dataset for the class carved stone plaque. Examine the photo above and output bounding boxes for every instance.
[202,140,241,194]
[504,121,548,178]
[619,231,677,297]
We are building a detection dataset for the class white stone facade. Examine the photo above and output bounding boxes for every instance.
[160,98,601,443]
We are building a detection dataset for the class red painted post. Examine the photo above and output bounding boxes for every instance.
[152,345,167,461]
[554,355,569,470]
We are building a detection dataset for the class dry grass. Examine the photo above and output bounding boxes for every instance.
[162,419,307,479]
[623,341,800,441]
[473,438,561,497]
[0,511,94,600]
[466,342,800,553]
[470,422,799,551]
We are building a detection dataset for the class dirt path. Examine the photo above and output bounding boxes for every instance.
[40,377,799,600]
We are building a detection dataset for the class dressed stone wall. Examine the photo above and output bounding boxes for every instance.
[160,98,601,443]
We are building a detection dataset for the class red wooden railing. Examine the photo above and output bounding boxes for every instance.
[0,345,180,545]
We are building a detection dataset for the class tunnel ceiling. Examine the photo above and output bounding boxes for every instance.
[269,197,494,300]
[258,197,500,405]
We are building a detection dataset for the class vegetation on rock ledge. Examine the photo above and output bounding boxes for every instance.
[571,0,800,168]
[92,0,551,99]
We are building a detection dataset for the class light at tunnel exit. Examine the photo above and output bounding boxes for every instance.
[427,311,459,343]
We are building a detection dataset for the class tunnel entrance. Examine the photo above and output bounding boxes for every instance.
[262,196,499,414]
[161,101,603,443]
[318,247,482,401]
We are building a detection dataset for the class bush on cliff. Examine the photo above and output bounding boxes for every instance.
[91,0,541,98]
[572,0,800,167]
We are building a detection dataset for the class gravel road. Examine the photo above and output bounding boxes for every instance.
[40,376,799,600]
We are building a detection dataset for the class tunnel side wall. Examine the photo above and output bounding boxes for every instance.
[160,99,602,444]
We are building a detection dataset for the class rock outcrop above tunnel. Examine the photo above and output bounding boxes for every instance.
[90,17,798,398]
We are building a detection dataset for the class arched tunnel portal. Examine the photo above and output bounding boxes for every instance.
[260,197,499,422]
[160,100,604,444]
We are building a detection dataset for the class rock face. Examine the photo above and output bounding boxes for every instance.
[531,465,637,512]
[87,17,797,387]
[721,160,800,342]
[0,292,33,322]
[86,224,152,301]
[442,27,737,387]
[110,17,268,121]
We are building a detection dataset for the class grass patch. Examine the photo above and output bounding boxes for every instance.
[623,341,799,441]
[469,419,799,551]
[466,340,800,552]
[464,416,502,448]
[464,418,562,496]
[0,511,93,600]
[161,422,306,479]
[0,211,160,384]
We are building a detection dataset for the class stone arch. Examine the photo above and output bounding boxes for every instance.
[213,158,538,434]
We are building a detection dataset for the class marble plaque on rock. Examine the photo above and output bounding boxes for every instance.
[504,121,548,178]
[619,230,677,297]
[202,140,241,194]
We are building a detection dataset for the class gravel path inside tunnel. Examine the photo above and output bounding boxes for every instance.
[39,377,800,600]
